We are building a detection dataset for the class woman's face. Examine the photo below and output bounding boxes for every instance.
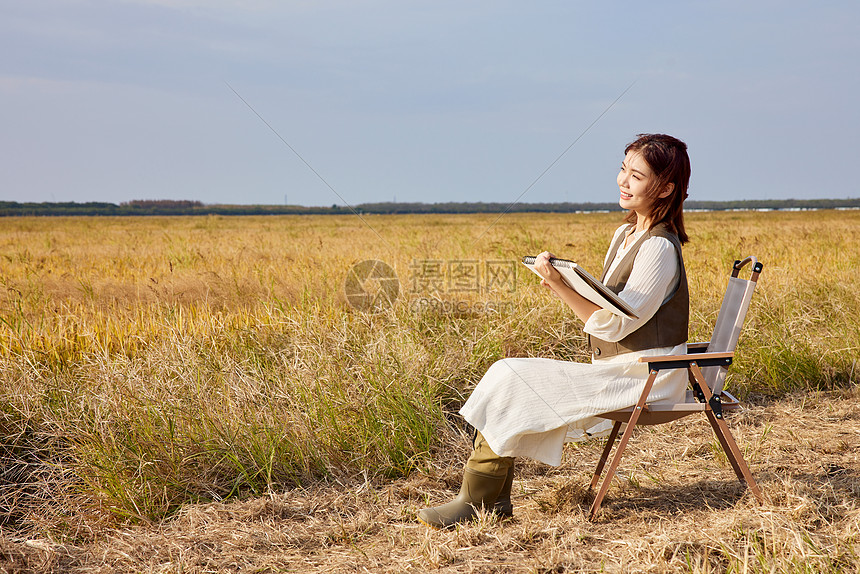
[617,150,658,217]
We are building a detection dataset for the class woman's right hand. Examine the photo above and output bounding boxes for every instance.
[534,250,601,321]
[534,251,562,293]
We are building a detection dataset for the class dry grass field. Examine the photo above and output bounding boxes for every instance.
[1,210,858,572]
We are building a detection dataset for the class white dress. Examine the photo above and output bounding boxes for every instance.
[459,225,688,466]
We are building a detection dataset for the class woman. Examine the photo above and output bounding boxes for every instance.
[418,133,692,529]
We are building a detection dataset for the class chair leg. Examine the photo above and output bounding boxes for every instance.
[588,370,658,521]
[588,411,641,520]
[589,421,622,490]
[688,363,764,504]
[706,411,764,502]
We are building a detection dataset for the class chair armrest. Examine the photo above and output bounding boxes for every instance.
[638,351,734,371]
[638,351,733,363]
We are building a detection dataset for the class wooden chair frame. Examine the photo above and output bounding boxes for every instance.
[587,257,765,520]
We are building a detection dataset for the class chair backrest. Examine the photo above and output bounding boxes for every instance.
[702,257,763,394]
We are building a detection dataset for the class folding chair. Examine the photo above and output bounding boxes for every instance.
[588,257,765,520]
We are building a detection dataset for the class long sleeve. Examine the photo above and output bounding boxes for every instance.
[583,235,679,343]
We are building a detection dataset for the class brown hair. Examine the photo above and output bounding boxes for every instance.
[623,133,690,244]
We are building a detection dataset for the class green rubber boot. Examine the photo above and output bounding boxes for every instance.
[418,431,514,529]
[417,467,508,529]
[492,463,515,518]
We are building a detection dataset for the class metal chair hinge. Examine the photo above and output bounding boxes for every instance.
[709,394,724,419]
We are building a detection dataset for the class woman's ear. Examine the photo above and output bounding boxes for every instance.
[658,182,675,199]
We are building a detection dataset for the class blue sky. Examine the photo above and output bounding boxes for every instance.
[2,1,858,206]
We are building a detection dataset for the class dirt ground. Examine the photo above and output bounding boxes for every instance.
[3,388,859,573]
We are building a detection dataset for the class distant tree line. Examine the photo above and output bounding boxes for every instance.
[1,198,858,217]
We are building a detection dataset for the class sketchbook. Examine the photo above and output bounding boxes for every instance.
[522,256,638,319]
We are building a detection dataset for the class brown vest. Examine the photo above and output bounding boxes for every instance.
[587,223,689,359]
